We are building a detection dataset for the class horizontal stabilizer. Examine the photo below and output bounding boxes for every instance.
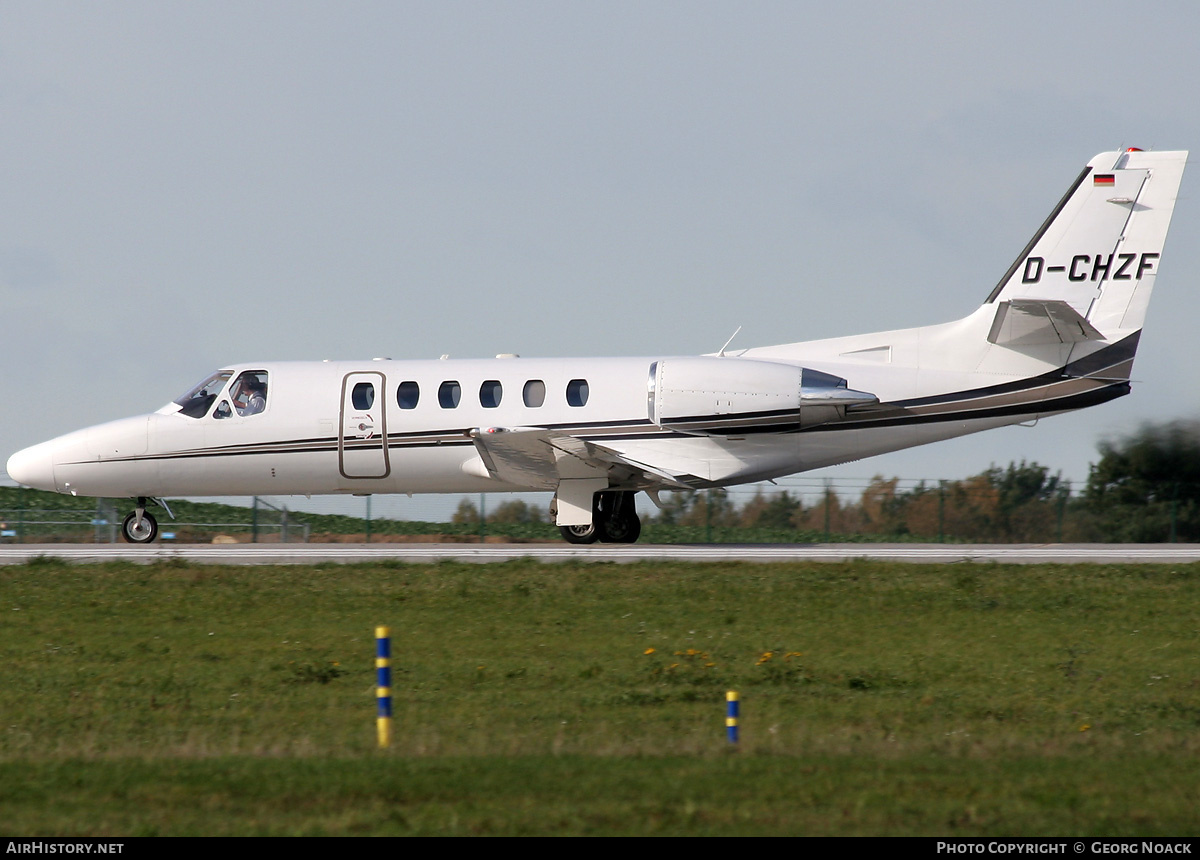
[987,299,1106,346]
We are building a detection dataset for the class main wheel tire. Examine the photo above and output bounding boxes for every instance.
[121,511,158,544]
[559,523,599,544]
[598,511,641,544]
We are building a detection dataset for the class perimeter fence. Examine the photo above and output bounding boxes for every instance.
[1,473,1195,544]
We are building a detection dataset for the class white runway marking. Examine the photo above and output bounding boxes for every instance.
[2,543,1200,565]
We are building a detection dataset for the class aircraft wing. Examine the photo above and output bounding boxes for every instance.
[468,426,700,491]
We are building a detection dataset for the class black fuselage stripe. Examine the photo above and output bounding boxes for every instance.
[805,381,1128,432]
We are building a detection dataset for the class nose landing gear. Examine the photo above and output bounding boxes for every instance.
[122,510,158,543]
[120,497,172,544]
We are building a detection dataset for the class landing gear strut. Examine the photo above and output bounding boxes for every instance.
[557,490,642,545]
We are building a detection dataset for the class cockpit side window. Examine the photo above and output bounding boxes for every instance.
[231,371,269,417]
[174,371,234,419]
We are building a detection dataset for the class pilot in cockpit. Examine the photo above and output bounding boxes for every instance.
[233,374,267,417]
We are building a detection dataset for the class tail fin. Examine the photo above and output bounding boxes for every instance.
[986,149,1187,338]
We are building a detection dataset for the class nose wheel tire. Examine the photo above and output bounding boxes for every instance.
[121,511,159,544]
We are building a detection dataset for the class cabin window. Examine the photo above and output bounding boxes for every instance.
[174,370,233,419]
[396,381,419,409]
[479,380,502,408]
[439,381,461,409]
[351,381,375,410]
[566,378,589,407]
[231,370,269,416]
[523,379,546,408]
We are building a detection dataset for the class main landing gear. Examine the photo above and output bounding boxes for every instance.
[558,490,642,545]
[120,497,172,544]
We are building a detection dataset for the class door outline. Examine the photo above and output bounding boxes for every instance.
[339,371,390,479]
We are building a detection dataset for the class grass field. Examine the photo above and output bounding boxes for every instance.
[1,558,1198,835]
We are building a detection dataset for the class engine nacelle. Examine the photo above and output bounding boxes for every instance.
[647,357,876,436]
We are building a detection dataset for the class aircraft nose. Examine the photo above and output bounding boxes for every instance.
[5,443,57,492]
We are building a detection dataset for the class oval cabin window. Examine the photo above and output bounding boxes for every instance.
[479,380,502,408]
[352,382,375,410]
[397,381,419,409]
[439,381,461,409]
[523,379,546,408]
[566,378,589,407]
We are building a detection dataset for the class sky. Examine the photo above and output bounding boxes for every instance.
[3,1,1199,511]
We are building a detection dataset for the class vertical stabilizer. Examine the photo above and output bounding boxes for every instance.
[987,149,1187,337]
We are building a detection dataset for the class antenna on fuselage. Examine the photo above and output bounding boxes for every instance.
[718,326,742,356]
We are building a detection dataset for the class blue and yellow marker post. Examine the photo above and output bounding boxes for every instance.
[376,626,392,748]
[726,691,739,744]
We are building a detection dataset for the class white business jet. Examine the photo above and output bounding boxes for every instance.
[6,149,1188,544]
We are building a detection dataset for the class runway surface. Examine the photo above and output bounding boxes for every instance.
[2,543,1200,564]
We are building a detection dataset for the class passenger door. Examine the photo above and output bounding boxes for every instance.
[339,372,390,479]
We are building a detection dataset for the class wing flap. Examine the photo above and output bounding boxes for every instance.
[469,427,699,491]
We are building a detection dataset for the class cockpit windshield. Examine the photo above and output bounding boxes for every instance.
[174,371,233,419]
